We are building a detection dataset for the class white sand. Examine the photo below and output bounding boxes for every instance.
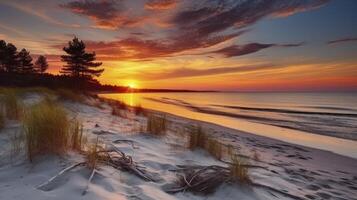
[0,95,356,200]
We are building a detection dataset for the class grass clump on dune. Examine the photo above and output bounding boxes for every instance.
[229,154,251,184]
[56,88,85,103]
[85,137,102,170]
[188,125,206,150]
[24,100,83,162]
[132,104,146,116]
[146,114,167,136]
[207,138,223,160]
[70,119,85,151]
[0,110,4,130]
[1,90,23,120]
[187,125,224,160]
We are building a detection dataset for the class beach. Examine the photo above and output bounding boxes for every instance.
[1,92,356,200]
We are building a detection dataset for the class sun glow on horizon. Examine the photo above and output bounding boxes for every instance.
[125,80,139,89]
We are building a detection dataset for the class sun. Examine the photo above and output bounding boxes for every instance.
[126,80,139,88]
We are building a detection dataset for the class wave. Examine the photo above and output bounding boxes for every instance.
[145,97,357,141]
[213,105,357,118]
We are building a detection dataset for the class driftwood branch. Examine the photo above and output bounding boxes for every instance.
[165,165,231,194]
[97,145,155,182]
[82,168,97,196]
[37,162,85,190]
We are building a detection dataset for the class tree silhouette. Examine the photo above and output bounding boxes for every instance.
[60,37,104,79]
[35,55,48,74]
[1,42,18,73]
[17,48,34,73]
[0,40,6,72]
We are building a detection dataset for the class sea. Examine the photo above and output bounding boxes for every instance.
[100,92,357,158]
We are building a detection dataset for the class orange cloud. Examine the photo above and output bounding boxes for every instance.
[145,0,177,10]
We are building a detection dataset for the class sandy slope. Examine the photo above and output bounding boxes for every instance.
[0,96,356,200]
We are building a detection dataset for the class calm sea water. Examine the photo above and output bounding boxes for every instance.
[100,92,357,158]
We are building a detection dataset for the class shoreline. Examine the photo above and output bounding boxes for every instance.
[100,94,357,159]
[147,107,357,160]
[1,93,357,200]
[99,96,357,199]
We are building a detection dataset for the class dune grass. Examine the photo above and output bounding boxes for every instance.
[188,125,206,150]
[85,137,100,170]
[56,88,85,103]
[16,87,55,96]
[112,106,125,116]
[0,110,4,130]
[206,138,223,160]
[108,99,146,117]
[108,99,128,110]
[1,90,23,120]
[132,104,146,116]
[70,119,85,151]
[187,125,224,160]
[229,154,250,184]
[23,100,84,162]
[187,125,229,161]
[146,114,167,135]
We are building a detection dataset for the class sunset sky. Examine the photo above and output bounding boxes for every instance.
[0,0,356,91]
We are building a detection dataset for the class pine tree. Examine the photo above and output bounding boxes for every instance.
[35,55,48,74]
[2,43,18,73]
[0,40,7,71]
[60,37,104,79]
[17,48,34,73]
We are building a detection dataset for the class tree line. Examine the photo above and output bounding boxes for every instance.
[0,37,104,80]
[0,40,48,74]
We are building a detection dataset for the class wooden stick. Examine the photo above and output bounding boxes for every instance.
[82,168,97,196]
[37,162,85,190]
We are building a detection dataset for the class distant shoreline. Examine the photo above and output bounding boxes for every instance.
[97,88,218,94]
